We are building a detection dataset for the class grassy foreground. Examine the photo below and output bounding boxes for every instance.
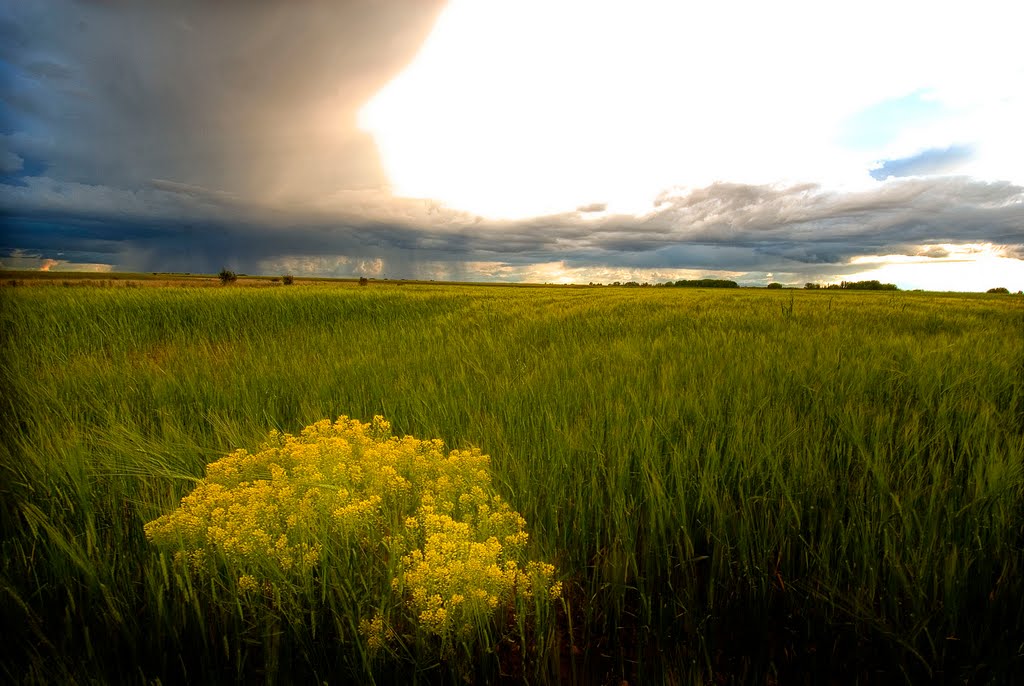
[1,280,1022,683]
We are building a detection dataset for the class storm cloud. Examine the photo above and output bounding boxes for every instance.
[1,0,444,199]
[4,172,1021,282]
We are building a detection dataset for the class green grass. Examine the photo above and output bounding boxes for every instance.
[1,282,1022,683]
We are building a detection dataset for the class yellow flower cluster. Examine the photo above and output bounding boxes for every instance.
[144,415,561,648]
[386,490,559,640]
[144,470,322,574]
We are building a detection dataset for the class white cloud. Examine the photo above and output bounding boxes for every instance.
[361,0,1024,217]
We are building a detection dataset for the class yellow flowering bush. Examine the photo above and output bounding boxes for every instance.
[145,415,561,655]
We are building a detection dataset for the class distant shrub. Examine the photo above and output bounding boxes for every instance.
[767,282,783,289]
[282,274,294,286]
[806,281,897,291]
[671,279,738,288]
[218,268,237,285]
[987,287,1009,294]
[144,416,560,661]
[359,276,369,286]
[839,280,898,291]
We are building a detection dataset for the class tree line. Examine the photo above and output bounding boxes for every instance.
[804,280,898,291]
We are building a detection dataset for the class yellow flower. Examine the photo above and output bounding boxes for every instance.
[238,574,259,593]
[144,415,561,647]
[359,615,394,651]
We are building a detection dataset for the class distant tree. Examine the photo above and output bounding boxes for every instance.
[767,282,783,289]
[282,274,295,285]
[987,287,1009,294]
[672,279,738,288]
[359,276,369,287]
[218,268,237,285]
[804,282,821,289]
[839,280,898,291]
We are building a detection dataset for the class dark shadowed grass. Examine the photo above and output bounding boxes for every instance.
[1,282,1022,683]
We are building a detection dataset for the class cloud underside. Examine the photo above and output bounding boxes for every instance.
[2,175,1021,282]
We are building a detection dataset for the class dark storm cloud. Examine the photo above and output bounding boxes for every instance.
[870,145,974,180]
[0,0,445,197]
[0,150,23,174]
[5,173,1020,281]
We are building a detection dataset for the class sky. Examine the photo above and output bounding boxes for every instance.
[1,0,1022,290]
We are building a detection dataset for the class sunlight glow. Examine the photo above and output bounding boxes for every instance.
[844,243,1024,292]
[359,0,1020,220]
[357,0,858,219]
[359,1,700,218]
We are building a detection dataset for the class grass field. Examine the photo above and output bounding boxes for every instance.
[1,277,1022,683]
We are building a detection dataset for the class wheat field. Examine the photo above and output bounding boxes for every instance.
[1,279,1022,683]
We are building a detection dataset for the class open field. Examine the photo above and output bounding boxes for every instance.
[1,277,1022,683]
